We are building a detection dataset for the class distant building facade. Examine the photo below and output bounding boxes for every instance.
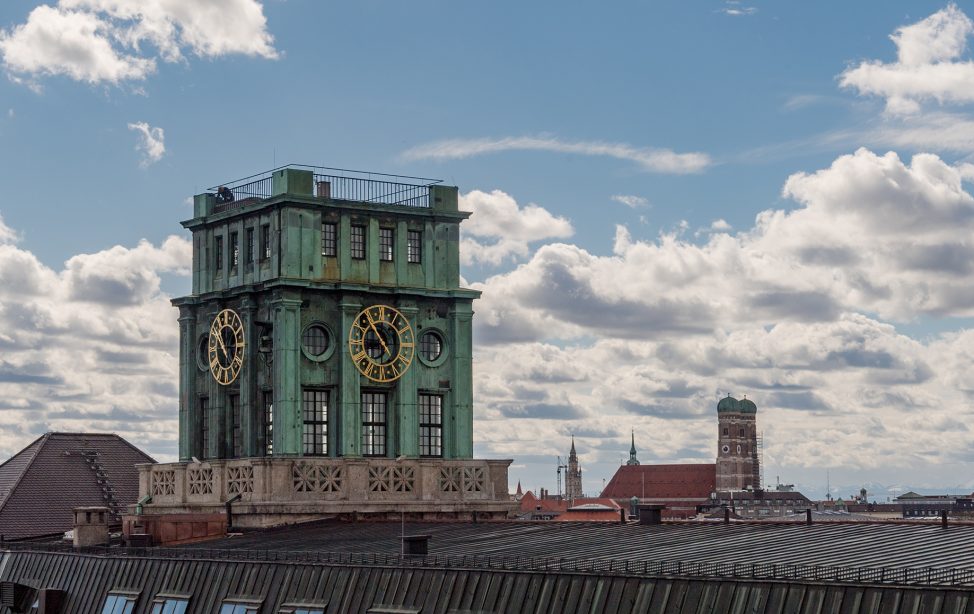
[716,395,760,491]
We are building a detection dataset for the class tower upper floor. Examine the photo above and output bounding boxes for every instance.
[182,166,473,298]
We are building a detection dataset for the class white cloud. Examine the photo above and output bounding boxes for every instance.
[402,136,712,174]
[127,121,165,167]
[0,229,191,462]
[0,0,278,86]
[470,147,974,491]
[0,213,19,244]
[840,4,974,114]
[611,195,649,209]
[459,190,574,266]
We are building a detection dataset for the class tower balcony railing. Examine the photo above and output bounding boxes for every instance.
[208,165,442,214]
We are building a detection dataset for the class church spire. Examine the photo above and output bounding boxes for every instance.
[627,430,640,466]
[570,434,577,458]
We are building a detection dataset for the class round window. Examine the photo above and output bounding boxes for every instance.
[419,331,443,362]
[302,324,329,357]
[196,336,209,371]
[721,445,730,454]
[736,444,742,454]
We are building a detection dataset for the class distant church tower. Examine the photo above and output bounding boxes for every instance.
[565,436,583,500]
[716,395,760,491]
[626,431,640,465]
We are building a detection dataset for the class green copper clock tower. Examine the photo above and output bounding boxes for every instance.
[173,167,479,462]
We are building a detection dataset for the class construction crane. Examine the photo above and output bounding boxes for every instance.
[556,456,567,499]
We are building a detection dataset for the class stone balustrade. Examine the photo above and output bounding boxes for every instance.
[138,458,512,507]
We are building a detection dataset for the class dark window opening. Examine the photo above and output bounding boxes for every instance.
[261,224,271,261]
[419,394,443,457]
[322,222,337,257]
[419,331,442,361]
[303,389,328,455]
[246,227,255,264]
[302,325,329,356]
[351,225,366,260]
[230,394,241,457]
[264,390,273,456]
[379,227,394,261]
[199,397,209,460]
[230,231,239,270]
[407,230,422,263]
[215,236,223,271]
[362,392,387,456]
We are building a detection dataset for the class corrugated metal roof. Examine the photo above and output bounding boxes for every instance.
[182,520,974,574]
[0,432,155,539]
[4,549,974,614]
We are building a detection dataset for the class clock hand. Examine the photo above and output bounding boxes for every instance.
[366,314,391,356]
[215,329,228,360]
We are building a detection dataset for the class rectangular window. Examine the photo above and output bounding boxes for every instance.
[350,225,366,259]
[407,230,422,263]
[361,392,387,456]
[303,389,328,455]
[215,236,224,271]
[246,227,255,264]
[101,594,137,614]
[419,394,443,457]
[230,394,241,457]
[264,390,273,456]
[150,598,188,614]
[219,603,258,614]
[322,222,337,257]
[379,227,394,262]
[199,397,209,460]
[261,224,271,261]
[230,231,239,270]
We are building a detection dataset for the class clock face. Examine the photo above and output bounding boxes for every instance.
[348,304,414,382]
[208,308,245,385]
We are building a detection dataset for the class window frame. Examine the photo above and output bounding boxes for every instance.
[361,391,387,456]
[419,393,443,457]
[350,224,366,260]
[260,223,271,261]
[215,235,224,271]
[149,595,189,614]
[199,396,209,460]
[101,592,138,614]
[322,222,337,257]
[303,388,329,456]
[230,231,239,271]
[264,389,274,456]
[379,227,394,262]
[407,229,422,263]
[245,227,255,265]
[230,393,241,457]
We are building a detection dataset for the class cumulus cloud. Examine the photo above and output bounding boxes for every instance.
[0,229,190,461]
[0,0,278,86]
[402,136,712,174]
[127,121,165,167]
[469,148,974,492]
[459,190,574,266]
[840,4,974,114]
[0,213,19,244]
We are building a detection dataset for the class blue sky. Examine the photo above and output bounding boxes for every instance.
[2,1,974,500]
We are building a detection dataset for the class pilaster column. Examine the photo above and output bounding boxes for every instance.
[397,304,420,457]
[239,295,258,457]
[339,299,363,456]
[271,291,303,455]
[450,302,474,458]
[177,306,196,461]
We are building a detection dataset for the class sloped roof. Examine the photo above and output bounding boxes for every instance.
[600,463,716,499]
[0,432,155,540]
[519,491,621,514]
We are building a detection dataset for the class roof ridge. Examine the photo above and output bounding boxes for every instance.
[0,433,51,511]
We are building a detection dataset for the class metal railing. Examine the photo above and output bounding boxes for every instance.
[6,543,974,588]
[207,165,441,212]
